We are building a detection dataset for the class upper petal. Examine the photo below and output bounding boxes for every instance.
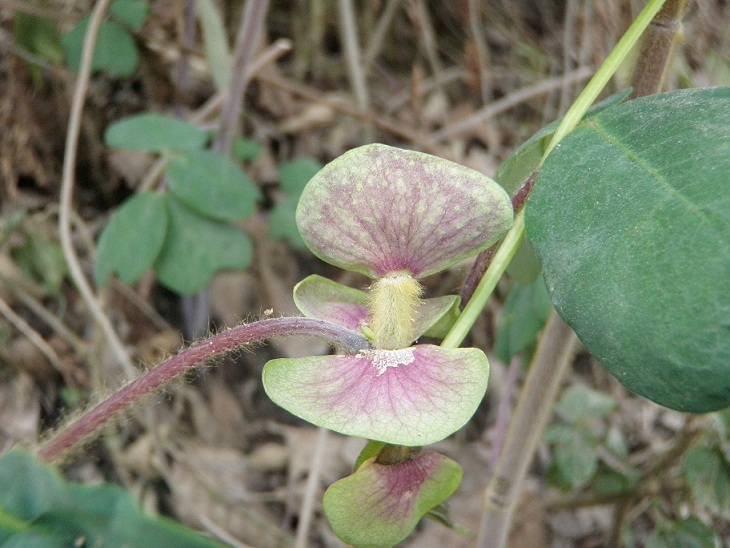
[296,144,513,278]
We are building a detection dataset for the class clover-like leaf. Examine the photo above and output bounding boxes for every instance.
[94,191,168,286]
[166,150,261,222]
[296,144,513,278]
[262,345,488,446]
[293,274,458,340]
[323,451,462,547]
[153,197,253,294]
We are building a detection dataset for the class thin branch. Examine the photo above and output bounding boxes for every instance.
[630,0,687,98]
[1,279,87,356]
[256,72,441,155]
[57,0,136,380]
[558,0,578,115]
[185,0,271,340]
[428,67,593,143]
[295,427,329,548]
[460,170,538,307]
[0,297,66,375]
[213,0,271,155]
[362,0,403,72]
[37,317,369,463]
[489,355,522,468]
[338,0,370,112]
[467,0,492,105]
[477,313,578,548]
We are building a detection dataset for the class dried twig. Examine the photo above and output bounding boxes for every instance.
[57,0,136,381]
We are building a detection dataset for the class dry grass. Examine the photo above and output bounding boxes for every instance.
[0,1,729,546]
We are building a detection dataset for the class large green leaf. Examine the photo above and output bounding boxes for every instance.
[496,89,633,282]
[166,150,261,222]
[153,197,252,294]
[0,449,221,546]
[526,88,730,412]
[94,191,168,286]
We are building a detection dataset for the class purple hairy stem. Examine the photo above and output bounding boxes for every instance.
[38,317,369,463]
[459,170,538,307]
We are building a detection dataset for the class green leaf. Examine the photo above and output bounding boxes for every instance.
[646,517,719,548]
[166,150,261,222]
[496,89,634,196]
[63,18,138,77]
[554,385,616,424]
[268,159,323,248]
[105,113,208,153]
[682,446,730,512]
[11,234,68,295]
[526,88,730,412]
[13,14,63,64]
[109,0,149,31]
[268,195,307,248]
[494,277,552,363]
[545,424,599,490]
[231,138,262,163]
[279,158,323,195]
[0,449,222,547]
[591,464,636,497]
[196,0,231,90]
[94,192,168,286]
[496,88,633,283]
[153,197,253,294]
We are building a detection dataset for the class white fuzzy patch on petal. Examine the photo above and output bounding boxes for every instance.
[359,348,416,376]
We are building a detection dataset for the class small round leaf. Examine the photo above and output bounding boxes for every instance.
[153,197,252,294]
[94,192,168,286]
[166,150,261,222]
[104,113,208,153]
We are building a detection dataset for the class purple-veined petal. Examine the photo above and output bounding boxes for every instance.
[323,451,462,547]
[296,144,513,278]
[293,274,460,340]
[262,345,489,446]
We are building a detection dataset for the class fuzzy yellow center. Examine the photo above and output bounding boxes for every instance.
[368,271,422,350]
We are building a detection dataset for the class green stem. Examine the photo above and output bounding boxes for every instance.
[442,0,667,349]
[543,0,666,160]
[442,212,524,349]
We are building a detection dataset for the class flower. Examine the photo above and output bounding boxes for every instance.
[263,144,513,445]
